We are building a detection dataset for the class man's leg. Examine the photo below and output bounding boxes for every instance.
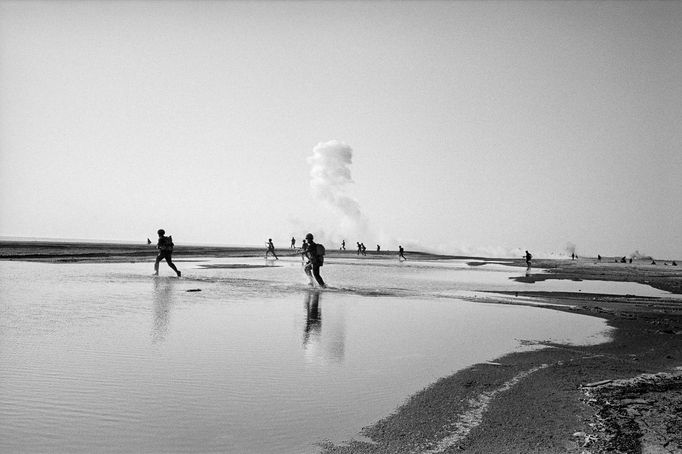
[312,264,325,287]
[154,254,162,275]
[304,263,314,285]
[165,253,181,276]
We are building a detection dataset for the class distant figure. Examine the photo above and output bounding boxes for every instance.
[673,261,678,266]
[304,233,326,288]
[360,243,367,256]
[357,242,362,255]
[301,239,308,263]
[597,254,602,261]
[629,258,633,264]
[571,253,575,260]
[291,237,296,249]
[265,239,279,260]
[525,250,532,268]
[377,245,381,252]
[147,238,152,245]
[651,259,657,265]
[154,229,181,277]
[399,245,407,261]
[620,256,627,263]
[340,240,346,251]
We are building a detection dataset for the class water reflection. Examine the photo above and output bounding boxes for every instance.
[152,277,175,343]
[303,290,322,347]
[302,290,345,364]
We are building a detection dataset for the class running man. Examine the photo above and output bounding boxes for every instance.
[265,239,279,260]
[398,245,407,261]
[525,250,532,268]
[154,229,181,277]
[304,233,326,288]
[291,237,296,249]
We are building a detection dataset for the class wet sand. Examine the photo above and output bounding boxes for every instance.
[322,259,682,454]
[2,242,681,453]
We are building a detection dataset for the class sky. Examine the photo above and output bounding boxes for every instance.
[1,0,681,258]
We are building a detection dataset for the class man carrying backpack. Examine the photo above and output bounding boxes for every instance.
[304,232,326,288]
[154,229,181,277]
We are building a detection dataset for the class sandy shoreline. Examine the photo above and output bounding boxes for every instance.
[319,261,682,454]
[2,242,681,453]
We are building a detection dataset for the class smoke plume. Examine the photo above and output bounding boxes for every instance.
[307,140,369,241]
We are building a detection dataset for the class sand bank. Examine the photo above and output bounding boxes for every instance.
[320,260,682,454]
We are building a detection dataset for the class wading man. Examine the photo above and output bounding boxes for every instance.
[265,238,279,260]
[304,233,326,288]
[154,229,181,277]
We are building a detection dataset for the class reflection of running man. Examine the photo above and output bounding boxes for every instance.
[265,239,279,260]
[303,290,321,346]
[398,245,406,261]
[154,229,181,277]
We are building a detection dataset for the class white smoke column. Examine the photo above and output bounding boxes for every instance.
[308,140,368,240]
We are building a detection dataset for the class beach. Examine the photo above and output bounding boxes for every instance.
[321,259,682,454]
[1,241,680,453]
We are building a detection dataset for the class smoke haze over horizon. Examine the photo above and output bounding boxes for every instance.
[1,2,680,259]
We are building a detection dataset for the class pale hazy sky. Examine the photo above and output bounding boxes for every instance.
[1,0,681,258]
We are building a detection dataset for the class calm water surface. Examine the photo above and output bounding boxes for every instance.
[1,257,658,453]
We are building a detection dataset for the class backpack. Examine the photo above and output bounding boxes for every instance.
[316,243,325,266]
[160,235,174,251]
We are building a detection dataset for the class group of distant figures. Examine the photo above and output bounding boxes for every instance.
[600,255,677,266]
[286,237,406,261]
[148,231,407,287]
[148,231,676,286]
[523,251,677,268]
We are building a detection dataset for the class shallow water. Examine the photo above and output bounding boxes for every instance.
[0,257,657,453]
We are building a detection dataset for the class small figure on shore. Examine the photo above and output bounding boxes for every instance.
[597,254,602,261]
[291,237,296,249]
[620,256,627,263]
[629,258,633,264]
[571,253,575,260]
[360,243,367,256]
[377,244,381,252]
[304,233,326,288]
[265,239,279,260]
[399,245,407,261]
[651,259,657,265]
[154,229,181,277]
[357,242,362,255]
[340,240,345,251]
[301,239,308,263]
[147,238,152,245]
[525,250,532,268]
[673,261,678,266]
